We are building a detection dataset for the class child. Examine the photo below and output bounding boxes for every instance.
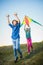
[24,16,33,54]
[7,13,22,63]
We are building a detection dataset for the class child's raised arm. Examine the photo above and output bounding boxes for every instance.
[14,13,20,23]
[6,15,10,24]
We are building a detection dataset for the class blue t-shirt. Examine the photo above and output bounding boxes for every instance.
[9,23,20,40]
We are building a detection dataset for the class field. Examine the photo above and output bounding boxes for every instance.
[0,41,43,65]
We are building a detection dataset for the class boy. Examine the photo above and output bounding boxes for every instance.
[7,13,22,63]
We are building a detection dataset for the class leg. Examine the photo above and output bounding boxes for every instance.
[13,40,18,62]
[30,38,33,50]
[27,38,31,53]
[29,38,33,52]
[16,38,22,58]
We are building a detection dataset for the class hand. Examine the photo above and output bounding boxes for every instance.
[14,13,17,16]
[14,13,20,23]
[6,15,10,24]
[25,16,27,18]
[6,15,10,18]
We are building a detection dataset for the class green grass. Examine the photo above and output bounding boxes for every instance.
[0,41,43,65]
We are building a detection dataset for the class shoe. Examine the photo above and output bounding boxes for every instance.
[28,52,30,55]
[20,54,23,59]
[14,57,18,63]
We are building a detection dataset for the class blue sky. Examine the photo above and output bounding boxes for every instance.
[0,0,43,46]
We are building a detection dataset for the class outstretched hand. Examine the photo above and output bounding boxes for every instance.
[6,15,10,18]
[14,13,20,23]
[14,13,17,16]
[6,15,10,24]
[24,16,27,19]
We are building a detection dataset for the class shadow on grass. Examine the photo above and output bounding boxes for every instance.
[24,46,43,60]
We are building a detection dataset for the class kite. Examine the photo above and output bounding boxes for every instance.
[32,19,43,26]
[21,16,43,26]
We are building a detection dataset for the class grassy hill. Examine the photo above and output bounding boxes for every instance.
[0,41,43,65]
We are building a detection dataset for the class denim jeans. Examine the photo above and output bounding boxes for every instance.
[12,38,22,59]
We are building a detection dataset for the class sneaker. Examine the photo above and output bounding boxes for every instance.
[14,57,18,63]
[20,54,23,59]
[28,52,30,55]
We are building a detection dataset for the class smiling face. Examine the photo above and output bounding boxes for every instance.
[12,20,18,26]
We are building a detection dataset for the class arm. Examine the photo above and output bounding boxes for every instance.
[14,13,20,23]
[6,15,10,24]
[6,15,13,28]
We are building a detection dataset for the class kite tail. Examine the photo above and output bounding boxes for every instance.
[32,19,43,26]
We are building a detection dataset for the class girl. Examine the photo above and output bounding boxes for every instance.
[24,18,33,54]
